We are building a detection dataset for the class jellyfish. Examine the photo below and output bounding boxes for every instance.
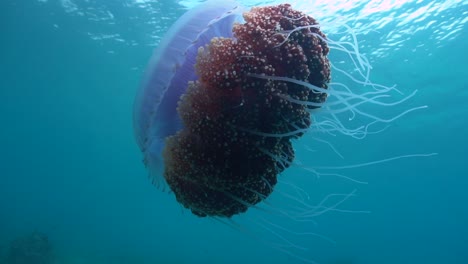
[134,1,333,217]
[134,0,430,218]
[134,0,435,262]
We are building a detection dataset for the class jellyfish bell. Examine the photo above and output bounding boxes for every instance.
[133,0,245,187]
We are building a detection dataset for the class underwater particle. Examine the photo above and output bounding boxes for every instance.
[162,4,330,217]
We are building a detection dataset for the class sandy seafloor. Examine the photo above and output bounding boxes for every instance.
[1,0,467,264]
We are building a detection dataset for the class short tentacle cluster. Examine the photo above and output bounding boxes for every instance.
[162,4,330,217]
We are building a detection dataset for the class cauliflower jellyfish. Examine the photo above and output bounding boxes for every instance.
[133,0,434,263]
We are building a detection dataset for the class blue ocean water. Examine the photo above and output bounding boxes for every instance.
[1,0,467,264]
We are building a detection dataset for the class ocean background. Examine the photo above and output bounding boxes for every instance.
[1,0,467,264]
